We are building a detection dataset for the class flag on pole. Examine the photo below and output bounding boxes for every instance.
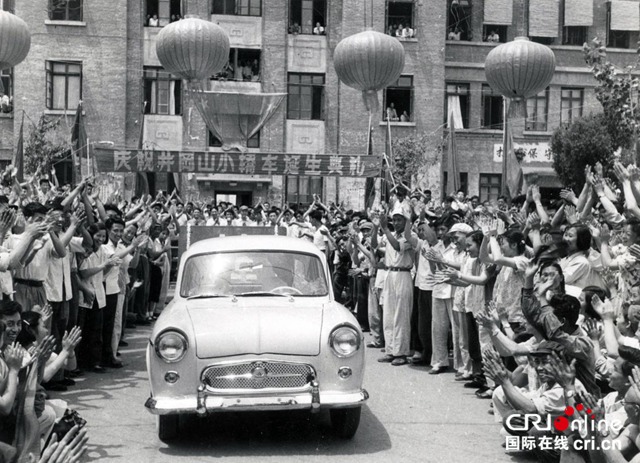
[71,102,86,185]
[13,112,24,182]
[136,101,150,197]
[445,106,460,196]
[502,99,523,198]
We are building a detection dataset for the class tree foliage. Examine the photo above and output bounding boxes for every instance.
[583,38,636,150]
[24,116,70,176]
[390,133,441,186]
[550,113,614,188]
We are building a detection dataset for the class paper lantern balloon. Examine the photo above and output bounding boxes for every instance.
[334,30,405,112]
[0,11,31,70]
[485,37,555,117]
[156,17,230,81]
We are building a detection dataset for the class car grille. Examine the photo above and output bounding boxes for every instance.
[202,362,315,390]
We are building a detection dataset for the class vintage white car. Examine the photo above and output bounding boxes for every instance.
[145,235,368,442]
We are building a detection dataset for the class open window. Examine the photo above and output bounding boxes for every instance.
[286,176,323,207]
[0,69,12,114]
[479,174,502,201]
[212,0,261,16]
[386,0,416,39]
[212,48,261,82]
[447,0,471,41]
[607,1,639,49]
[445,82,470,128]
[563,26,587,45]
[0,0,14,13]
[383,75,413,122]
[209,130,260,148]
[145,0,182,26]
[481,84,503,129]
[289,0,326,35]
[483,25,507,43]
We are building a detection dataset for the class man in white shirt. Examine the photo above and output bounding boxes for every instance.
[232,206,256,227]
[313,22,325,34]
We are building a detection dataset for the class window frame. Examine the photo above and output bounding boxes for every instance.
[46,61,82,111]
[211,48,261,82]
[525,88,549,132]
[446,0,471,41]
[481,84,504,130]
[289,0,327,35]
[0,68,12,114]
[1,0,14,13]
[287,73,325,120]
[562,26,587,46]
[49,0,83,21]
[286,175,323,207]
[386,0,416,39]
[560,87,583,125]
[482,25,508,43]
[382,75,414,122]
[479,173,502,202]
[212,0,262,16]
[445,82,470,128]
[606,3,638,49]
[143,67,183,116]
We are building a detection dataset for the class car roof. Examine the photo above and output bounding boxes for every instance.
[184,235,324,258]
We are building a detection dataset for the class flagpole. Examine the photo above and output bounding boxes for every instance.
[501,96,509,198]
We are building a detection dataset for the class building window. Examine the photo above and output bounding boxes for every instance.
[289,0,326,35]
[46,61,81,110]
[383,75,413,122]
[145,0,182,26]
[525,88,548,131]
[481,84,503,129]
[212,0,261,16]
[209,130,260,148]
[442,172,468,196]
[49,0,83,21]
[608,30,633,49]
[386,0,416,39]
[1,0,14,13]
[143,67,182,115]
[445,82,469,128]
[530,36,555,45]
[479,174,502,201]
[447,0,471,41]
[563,26,587,46]
[286,176,323,207]
[0,69,12,114]
[483,25,507,43]
[287,73,325,120]
[560,87,583,124]
[212,48,261,81]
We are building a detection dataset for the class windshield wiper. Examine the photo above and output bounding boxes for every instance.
[235,291,291,297]
[187,293,226,300]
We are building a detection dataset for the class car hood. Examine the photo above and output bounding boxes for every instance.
[185,298,324,358]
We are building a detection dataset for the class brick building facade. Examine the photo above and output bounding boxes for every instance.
[3,0,638,207]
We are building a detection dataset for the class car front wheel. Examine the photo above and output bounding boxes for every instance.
[329,407,362,439]
[157,414,180,442]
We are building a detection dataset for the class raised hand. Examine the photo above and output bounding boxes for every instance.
[559,188,577,203]
[482,349,510,385]
[583,318,601,341]
[564,205,578,225]
[4,342,23,371]
[591,295,616,320]
[35,335,56,365]
[526,212,541,230]
[61,327,82,353]
[613,162,630,183]
[511,211,526,229]
[548,351,576,389]
[424,248,445,264]
[36,304,52,325]
[0,208,16,235]
[531,184,542,203]
[496,219,506,236]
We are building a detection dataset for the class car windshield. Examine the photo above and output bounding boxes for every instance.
[180,250,329,298]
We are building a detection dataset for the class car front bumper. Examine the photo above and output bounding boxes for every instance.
[145,383,369,415]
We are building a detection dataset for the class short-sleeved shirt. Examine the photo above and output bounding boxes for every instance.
[102,242,121,296]
[494,255,529,323]
[415,239,434,291]
[79,247,107,308]
[313,225,329,251]
[384,232,416,269]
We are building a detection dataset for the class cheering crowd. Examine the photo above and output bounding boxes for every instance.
[9,157,640,462]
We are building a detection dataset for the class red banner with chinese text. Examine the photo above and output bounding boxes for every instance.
[94,148,382,177]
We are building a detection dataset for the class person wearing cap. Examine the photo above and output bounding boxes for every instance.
[486,340,577,463]
[373,204,417,366]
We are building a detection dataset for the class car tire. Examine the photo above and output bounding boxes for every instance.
[329,407,362,439]
[157,414,180,442]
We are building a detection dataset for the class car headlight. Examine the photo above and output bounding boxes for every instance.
[329,326,360,358]
[155,331,188,363]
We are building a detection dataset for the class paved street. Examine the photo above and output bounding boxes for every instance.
[53,327,533,463]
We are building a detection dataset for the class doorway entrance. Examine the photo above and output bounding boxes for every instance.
[215,191,253,207]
